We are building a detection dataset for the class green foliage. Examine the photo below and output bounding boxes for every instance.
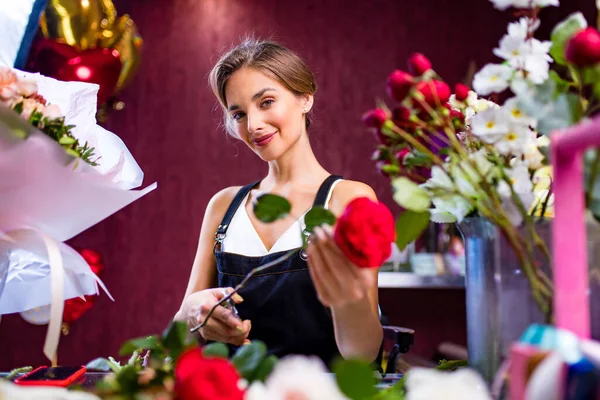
[395,210,430,250]
[333,358,379,400]
[304,206,337,234]
[231,341,268,381]
[10,104,99,165]
[253,193,292,223]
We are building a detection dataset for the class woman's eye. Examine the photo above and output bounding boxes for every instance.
[261,99,274,107]
[232,112,245,121]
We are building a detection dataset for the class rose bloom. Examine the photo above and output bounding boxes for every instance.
[43,104,63,120]
[334,197,396,268]
[18,98,44,121]
[0,67,18,104]
[175,347,244,400]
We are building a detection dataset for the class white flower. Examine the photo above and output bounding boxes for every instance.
[497,163,535,225]
[489,0,519,10]
[522,141,545,169]
[42,104,63,120]
[493,35,527,64]
[16,79,38,97]
[522,39,553,84]
[507,17,540,39]
[245,356,349,400]
[470,108,508,143]
[502,97,537,128]
[495,123,531,155]
[510,70,532,95]
[533,0,559,7]
[430,195,474,223]
[405,367,491,400]
[18,98,44,121]
[473,64,513,96]
[449,90,479,109]
[422,166,455,191]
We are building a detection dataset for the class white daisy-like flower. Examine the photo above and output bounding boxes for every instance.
[493,35,527,64]
[406,367,491,400]
[507,17,541,39]
[502,97,537,128]
[473,64,513,96]
[495,122,532,155]
[244,356,349,400]
[470,108,508,143]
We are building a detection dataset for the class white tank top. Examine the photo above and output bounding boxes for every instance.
[221,180,342,256]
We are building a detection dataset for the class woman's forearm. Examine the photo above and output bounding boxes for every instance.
[331,297,383,362]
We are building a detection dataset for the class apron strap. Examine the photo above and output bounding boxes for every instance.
[312,175,343,208]
[214,180,260,246]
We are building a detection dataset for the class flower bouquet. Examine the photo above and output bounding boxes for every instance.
[0,67,156,362]
[364,0,600,323]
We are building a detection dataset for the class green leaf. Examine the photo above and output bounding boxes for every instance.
[304,206,337,234]
[395,210,430,250]
[162,321,188,361]
[119,335,161,356]
[253,194,292,223]
[231,341,267,381]
[582,65,600,85]
[251,354,278,382]
[549,70,571,93]
[202,342,229,359]
[550,12,587,65]
[13,102,23,115]
[403,154,430,167]
[391,177,431,212]
[333,358,378,400]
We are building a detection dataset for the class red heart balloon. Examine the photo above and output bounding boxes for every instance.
[26,39,122,106]
[63,295,98,325]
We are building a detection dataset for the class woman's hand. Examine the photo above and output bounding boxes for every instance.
[306,224,376,310]
[182,288,251,346]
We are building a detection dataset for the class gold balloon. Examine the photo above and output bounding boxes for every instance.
[40,0,115,49]
[39,0,142,92]
[108,16,143,91]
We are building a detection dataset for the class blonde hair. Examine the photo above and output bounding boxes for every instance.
[209,38,317,136]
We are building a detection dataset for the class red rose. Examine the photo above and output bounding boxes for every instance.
[408,53,432,76]
[566,28,600,67]
[386,70,414,102]
[175,348,244,400]
[414,80,451,110]
[361,108,388,130]
[453,83,470,101]
[334,197,396,268]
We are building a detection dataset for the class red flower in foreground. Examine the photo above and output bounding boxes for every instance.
[334,197,396,268]
[175,348,244,400]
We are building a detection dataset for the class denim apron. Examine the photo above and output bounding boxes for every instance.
[215,175,343,367]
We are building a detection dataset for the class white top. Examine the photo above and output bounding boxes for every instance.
[221,180,342,256]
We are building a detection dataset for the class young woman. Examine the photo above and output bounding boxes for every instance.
[174,38,383,365]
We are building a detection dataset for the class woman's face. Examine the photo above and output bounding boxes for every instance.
[224,67,312,161]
